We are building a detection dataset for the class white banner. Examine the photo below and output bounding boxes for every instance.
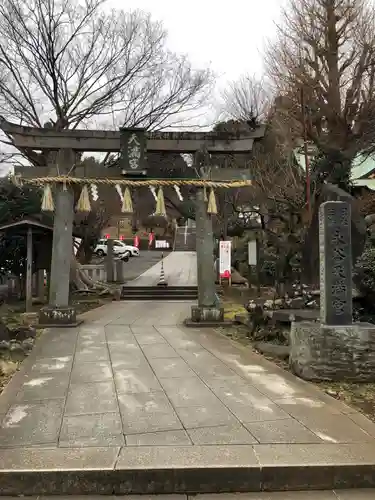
[155,240,169,249]
[219,241,231,279]
[248,240,257,266]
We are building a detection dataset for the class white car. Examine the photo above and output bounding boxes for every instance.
[123,244,140,257]
[94,239,140,257]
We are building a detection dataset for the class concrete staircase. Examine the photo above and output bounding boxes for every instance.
[121,285,198,300]
[174,225,196,251]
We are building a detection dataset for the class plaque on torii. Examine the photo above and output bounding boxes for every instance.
[0,118,265,327]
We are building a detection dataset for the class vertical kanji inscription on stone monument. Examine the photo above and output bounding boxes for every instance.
[319,201,352,325]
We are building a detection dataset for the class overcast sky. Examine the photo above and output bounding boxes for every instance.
[108,0,282,88]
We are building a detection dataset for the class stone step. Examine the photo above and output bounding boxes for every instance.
[122,295,198,301]
[122,286,198,291]
[121,285,198,301]
[174,228,196,251]
[0,444,374,494]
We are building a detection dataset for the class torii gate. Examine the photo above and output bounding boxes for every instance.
[0,119,265,326]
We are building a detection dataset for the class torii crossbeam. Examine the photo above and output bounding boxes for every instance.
[0,118,265,153]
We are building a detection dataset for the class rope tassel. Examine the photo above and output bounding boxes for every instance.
[207,188,218,214]
[75,185,91,212]
[122,187,133,213]
[155,187,166,217]
[41,184,54,212]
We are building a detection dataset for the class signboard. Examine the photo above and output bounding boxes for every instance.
[155,240,169,249]
[248,240,257,266]
[120,128,147,175]
[219,241,231,279]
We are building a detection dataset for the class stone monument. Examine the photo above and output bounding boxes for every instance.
[301,183,366,285]
[290,201,375,381]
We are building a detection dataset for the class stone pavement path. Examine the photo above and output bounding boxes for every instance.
[126,251,197,286]
[1,252,375,493]
[1,299,375,449]
[120,250,168,282]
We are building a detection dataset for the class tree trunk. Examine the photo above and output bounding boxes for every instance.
[76,239,95,264]
[69,255,106,291]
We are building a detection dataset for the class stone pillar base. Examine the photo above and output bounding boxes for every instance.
[184,305,227,328]
[38,306,83,328]
[290,320,375,382]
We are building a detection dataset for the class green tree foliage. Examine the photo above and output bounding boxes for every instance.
[310,150,353,193]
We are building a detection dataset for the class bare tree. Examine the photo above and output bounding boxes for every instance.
[0,0,213,154]
[221,74,271,123]
[265,0,375,180]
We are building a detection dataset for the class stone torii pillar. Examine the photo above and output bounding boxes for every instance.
[39,149,81,327]
[189,188,224,325]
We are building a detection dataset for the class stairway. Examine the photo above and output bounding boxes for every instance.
[174,225,196,251]
[121,285,198,300]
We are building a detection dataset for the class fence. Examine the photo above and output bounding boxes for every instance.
[1,260,127,301]
[80,260,126,283]
[80,264,106,282]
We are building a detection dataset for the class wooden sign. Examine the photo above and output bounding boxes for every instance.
[120,128,147,176]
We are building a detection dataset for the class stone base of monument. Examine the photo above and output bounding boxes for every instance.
[290,320,375,381]
[184,305,230,328]
[38,305,83,328]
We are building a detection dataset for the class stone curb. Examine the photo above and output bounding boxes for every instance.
[183,319,234,328]
[35,319,84,329]
[0,444,374,494]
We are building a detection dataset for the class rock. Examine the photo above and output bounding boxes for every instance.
[9,342,25,361]
[10,341,22,350]
[10,326,36,341]
[254,341,290,360]
[0,340,10,351]
[22,338,35,351]
[274,298,283,306]
[0,321,10,342]
[231,269,248,285]
[245,300,257,312]
[325,388,338,397]
[112,289,121,301]
[289,297,305,309]
[306,300,319,308]
[234,314,251,326]
[20,312,39,327]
